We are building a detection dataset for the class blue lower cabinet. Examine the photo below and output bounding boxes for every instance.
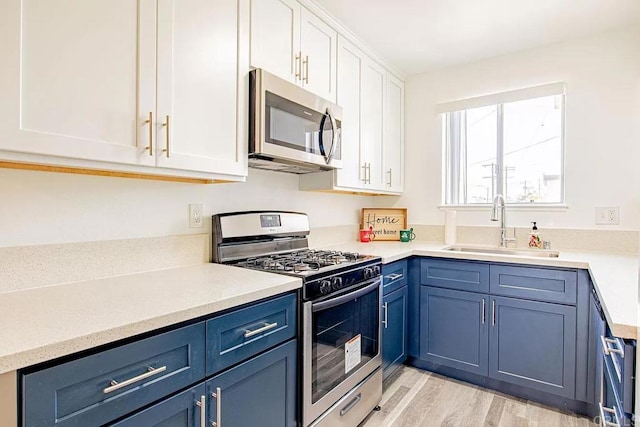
[420,286,489,376]
[206,339,297,427]
[23,322,206,427]
[382,286,408,379]
[489,296,576,399]
[111,384,206,427]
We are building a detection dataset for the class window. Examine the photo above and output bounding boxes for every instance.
[441,85,564,205]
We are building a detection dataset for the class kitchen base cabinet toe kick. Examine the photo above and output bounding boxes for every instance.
[20,292,298,427]
[406,257,634,420]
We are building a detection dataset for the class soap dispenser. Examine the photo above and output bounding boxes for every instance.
[529,222,542,249]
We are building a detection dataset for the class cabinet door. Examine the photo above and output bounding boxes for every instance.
[0,0,156,166]
[335,37,364,189]
[489,296,576,399]
[360,59,385,190]
[420,287,489,376]
[250,0,300,84]
[382,286,408,379]
[156,0,247,176]
[383,73,404,193]
[112,384,205,427]
[299,7,337,102]
[207,340,297,427]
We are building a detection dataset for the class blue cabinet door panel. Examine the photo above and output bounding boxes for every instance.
[23,323,206,427]
[382,260,408,295]
[382,286,408,379]
[489,296,576,398]
[111,383,205,427]
[207,339,297,427]
[206,293,296,375]
[420,287,489,376]
[420,259,489,293]
[490,265,577,304]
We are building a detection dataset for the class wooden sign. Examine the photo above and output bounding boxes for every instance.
[361,208,408,241]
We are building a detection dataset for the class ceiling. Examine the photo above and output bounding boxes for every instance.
[313,0,640,75]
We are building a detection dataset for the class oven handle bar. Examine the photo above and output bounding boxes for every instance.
[312,278,381,312]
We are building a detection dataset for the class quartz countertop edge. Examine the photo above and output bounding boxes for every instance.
[0,263,302,375]
[320,241,639,340]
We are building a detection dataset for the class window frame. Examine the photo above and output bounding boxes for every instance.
[441,86,566,207]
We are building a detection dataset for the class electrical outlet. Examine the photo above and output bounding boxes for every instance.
[595,207,620,225]
[189,204,203,228]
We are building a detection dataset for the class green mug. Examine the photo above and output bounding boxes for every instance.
[399,228,416,242]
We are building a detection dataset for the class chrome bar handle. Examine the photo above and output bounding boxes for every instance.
[195,395,206,427]
[144,111,153,155]
[295,51,302,81]
[387,168,392,187]
[211,387,222,427]
[340,393,361,416]
[384,273,403,281]
[303,55,309,83]
[482,299,486,325]
[361,163,367,182]
[600,335,624,357]
[244,322,278,338]
[491,300,496,326]
[162,115,170,158]
[366,163,371,184]
[599,402,620,427]
[103,365,167,394]
[382,302,388,328]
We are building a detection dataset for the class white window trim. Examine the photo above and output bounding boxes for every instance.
[438,204,570,212]
[440,83,566,206]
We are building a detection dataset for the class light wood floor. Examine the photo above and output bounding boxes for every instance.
[360,366,596,427]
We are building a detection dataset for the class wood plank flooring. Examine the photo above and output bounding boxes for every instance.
[360,366,596,427]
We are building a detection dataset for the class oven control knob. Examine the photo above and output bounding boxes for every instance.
[320,280,332,295]
[373,266,381,276]
[331,277,343,290]
[363,267,373,279]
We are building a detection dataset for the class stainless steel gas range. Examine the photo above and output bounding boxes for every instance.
[212,211,382,427]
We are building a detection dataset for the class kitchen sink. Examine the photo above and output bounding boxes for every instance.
[444,245,560,258]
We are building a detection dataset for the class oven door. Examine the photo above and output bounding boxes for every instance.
[303,278,382,426]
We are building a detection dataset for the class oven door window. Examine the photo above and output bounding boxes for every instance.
[265,92,341,160]
[311,286,379,404]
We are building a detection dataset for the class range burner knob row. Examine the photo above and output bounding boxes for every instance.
[331,277,343,290]
[319,279,332,295]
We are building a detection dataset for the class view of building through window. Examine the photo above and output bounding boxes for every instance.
[443,93,563,205]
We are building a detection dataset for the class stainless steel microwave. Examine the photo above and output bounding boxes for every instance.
[249,69,342,174]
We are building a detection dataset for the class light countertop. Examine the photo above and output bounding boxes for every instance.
[320,241,639,340]
[0,263,301,375]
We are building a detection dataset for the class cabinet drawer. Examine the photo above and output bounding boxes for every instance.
[420,258,489,293]
[23,323,206,427]
[490,265,577,304]
[206,293,296,375]
[382,260,408,295]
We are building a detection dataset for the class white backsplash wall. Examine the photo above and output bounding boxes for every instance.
[379,26,640,232]
[0,167,373,248]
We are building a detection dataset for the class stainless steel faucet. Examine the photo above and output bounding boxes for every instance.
[491,194,516,248]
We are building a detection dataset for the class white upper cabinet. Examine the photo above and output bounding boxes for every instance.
[0,0,248,180]
[299,7,337,102]
[250,0,337,102]
[156,0,246,176]
[334,38,364,189]
[250,0,300,84]
[360,59,385,191]
[383,73,405,192]
[0,0,155,166]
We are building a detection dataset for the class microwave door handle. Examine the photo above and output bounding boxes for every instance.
[326,108,338,164]
[318,112,328,160]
